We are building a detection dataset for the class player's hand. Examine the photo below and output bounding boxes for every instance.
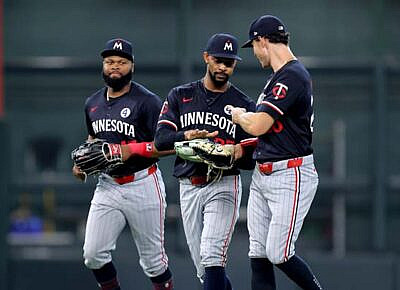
[226,105,246,124]
[72,164,87,182]
[184,129,218,140]
[232,144,244,160]
[222,144,243,161]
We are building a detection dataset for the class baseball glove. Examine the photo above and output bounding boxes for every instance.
[174,139,234,170]
[71,139,123,176]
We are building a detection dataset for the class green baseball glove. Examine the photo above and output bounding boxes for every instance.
[174,139,234,170]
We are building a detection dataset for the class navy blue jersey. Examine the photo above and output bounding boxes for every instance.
[84,81,161,176]
[254,60,314,162]
[155,80,256,178]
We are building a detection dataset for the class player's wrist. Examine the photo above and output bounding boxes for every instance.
[183,131,191,140]
[174,131,186,142]
[126,142,154,158]
[232,144,243,160]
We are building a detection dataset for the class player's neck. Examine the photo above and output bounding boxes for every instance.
[202,76,229,93]
[270,46,297,72]
[107,83,131,100]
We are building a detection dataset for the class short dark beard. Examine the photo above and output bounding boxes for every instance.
[102,71,132,92]
[208,70,229,89]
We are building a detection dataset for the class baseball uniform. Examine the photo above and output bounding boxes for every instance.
[241,15,323,290]
[78,38,174,290]
[155,78,255,280]
[83,81,169,276]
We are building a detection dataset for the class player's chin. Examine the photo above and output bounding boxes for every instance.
[259,60,270,69]
[215,73,228,82]
[109,73,122,79]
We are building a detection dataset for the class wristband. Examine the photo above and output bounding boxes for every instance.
[127,142,154,158]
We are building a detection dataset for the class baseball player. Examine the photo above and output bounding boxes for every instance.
[72,38,174,290]
[228,15,323,290]
[154,33,256,290]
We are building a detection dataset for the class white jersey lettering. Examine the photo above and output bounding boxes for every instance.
[92,119,135,137]
[111,119,117,131]
[205,112,213,125]
[180,112,237,138]
[195,112,205,124]
[212,114,219,127]
[188,113,195,126]
[106,119,111,131]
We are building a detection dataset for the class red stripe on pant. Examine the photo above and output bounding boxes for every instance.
[152,171,168,267]
[221,176,239,266]
[283,167,300,261]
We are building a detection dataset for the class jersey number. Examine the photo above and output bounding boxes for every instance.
[267,120,284,134]
[214,138,234,145]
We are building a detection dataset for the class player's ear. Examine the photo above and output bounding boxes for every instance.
[203,52,209,64]
[261,36,269,48]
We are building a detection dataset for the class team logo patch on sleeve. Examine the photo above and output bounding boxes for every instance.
[272,82,288,99]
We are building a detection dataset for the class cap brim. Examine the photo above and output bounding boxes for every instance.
[241,39,253,48]
[101,50,133,61]
[209,53,242,61]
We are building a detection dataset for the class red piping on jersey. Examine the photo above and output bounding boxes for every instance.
[152,170,168,267]
[240,137,258,148]
[158,120,178,131]
[261,101,284,115]
[284,167,300,262]
[221,175,239,266]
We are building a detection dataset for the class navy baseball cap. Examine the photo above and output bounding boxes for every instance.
[205,33,242,61]
[101,38,134,61]
[242,15,286,48]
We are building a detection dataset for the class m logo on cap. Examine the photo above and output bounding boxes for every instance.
[113,41,123,51]
[224,41,233,51]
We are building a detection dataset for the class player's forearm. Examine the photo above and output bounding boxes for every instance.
[154,126,185,151]
[233,111,274,136]
[233,112,262,135]
[155,149,176,157]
